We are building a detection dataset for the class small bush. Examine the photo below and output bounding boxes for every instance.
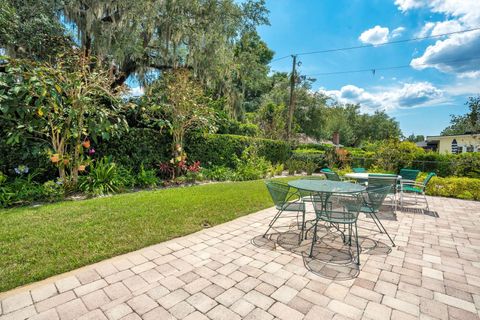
[304,161,317,175]
[136,164,159,188]
[426,176,480,200]
[79,157,126,196]
[201,166,237,181]
[41,181,65,202]
[234,147,273,181]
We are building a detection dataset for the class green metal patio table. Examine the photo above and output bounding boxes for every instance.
[288,179,366,243]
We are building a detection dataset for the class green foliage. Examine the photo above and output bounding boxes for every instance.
[186,134,291,168]
[0,0,71,60]
[0,54,127,186]
[285,159,304,175]
[97,128,170,171]
[41,180,65,202]
[216,114,260,137]
[374,140,425,172]
[79,157,125,196]
[201,166,237,181]
[304,161,317,175]
[426,176,480,200]
[234,146,272,181]
[442,96,480,135]
[255,102,287,139]
[136,165,159,188]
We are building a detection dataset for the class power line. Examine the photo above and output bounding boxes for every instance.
[302,56,480,77]
[270,27,480,62]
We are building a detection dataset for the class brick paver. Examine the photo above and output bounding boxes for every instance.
[0,196,479,319]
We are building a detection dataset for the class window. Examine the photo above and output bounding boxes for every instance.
[451,139,458,154]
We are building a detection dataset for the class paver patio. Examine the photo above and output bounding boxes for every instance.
[1,196,479,320]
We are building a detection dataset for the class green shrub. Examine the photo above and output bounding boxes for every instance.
[41,181,65,202]
[98,128,171,171]
[426,176,480,200]
[186,134,291,168]
[285,159,304,175]
[201,166,236,181]
[234,147,273,181]
[136,164,159,188]
[290,152,327,170]
[304,160,317,175]
[79,157,126,196]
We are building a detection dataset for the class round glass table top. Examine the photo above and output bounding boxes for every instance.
[344,173,401,180]
[288,179,366,193]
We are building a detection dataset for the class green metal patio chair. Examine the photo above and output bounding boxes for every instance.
[368,174,399,212]
[361,185,396,247]
[264,180,306,243]
[399,168,420,182]
[352,167,366,173]
[324,171,342,181]
[320,168,333,173]
[400,172,436,211]
[310,191,364,265]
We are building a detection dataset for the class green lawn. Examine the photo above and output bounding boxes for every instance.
[0,178,294,292]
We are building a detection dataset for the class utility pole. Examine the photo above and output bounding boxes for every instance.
[287,54,297,140]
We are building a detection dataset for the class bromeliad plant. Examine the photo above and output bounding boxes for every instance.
[0,52,127,188]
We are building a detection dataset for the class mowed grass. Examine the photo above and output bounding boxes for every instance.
[0,178,295,292]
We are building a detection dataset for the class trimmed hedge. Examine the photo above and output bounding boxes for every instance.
[97,128,171,171]
[186,134,291,168]
[426,176,480,201]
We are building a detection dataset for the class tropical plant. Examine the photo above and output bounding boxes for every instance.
[136,164,159,188]
[234,146,272,181]
[143,69,215,176]
[0,53,126,187]
[79,157,125,196]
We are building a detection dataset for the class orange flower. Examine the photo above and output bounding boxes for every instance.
[82,140,91,148]
[78,165,86,172]
[50,154,60,163]
[63,159,69,165]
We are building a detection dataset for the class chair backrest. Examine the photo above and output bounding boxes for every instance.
[423,172,436,186]
[265,181,289,208]
[368,174,397,193]
[320,168,332,173]
[313,192,363,221]
[324,171,341,181]
[399,169,420,181]
[365,185,391,211]
[352,167,366,173]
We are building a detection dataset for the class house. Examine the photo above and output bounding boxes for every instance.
[425,133,480,154]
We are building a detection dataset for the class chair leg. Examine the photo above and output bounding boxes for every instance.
[423,192,429,211]
[299,210,306,244]
[263,209,282,238]
[309,220,319,258]
[370,212,396,247]
[354,222,360,265]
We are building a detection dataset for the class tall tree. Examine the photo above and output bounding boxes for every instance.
[442,96,480,135]
[61,0,270,95]
[0,0,71,61]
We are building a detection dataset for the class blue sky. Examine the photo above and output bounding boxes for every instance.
[258,0,480,136]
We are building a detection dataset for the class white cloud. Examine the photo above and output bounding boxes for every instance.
[359,26,390,45]
[359,25,406,45]
[318,82,444,112]
[394,0,426,12]
[391,27,405,38]
[411,30,480,77]
[396,0,480,77]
